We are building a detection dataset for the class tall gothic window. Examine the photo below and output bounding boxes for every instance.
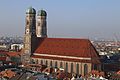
[41,60,43,65]
[94,64,97,70]
[71,63,73,73]
[50,61,52,67]
[55,61,57,68]
[76,63,79,75]
[84,64,88,76]
[36,59,38,64]
[60,62,63,68]
[46,60,48,66]
[65,62,68,72]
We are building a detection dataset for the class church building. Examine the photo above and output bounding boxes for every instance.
[22,7,101,76]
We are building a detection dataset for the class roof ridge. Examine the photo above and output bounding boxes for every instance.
[46,37,89,40]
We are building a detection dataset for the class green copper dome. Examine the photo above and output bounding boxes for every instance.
[37,10,47,16]
[26,7,36,14]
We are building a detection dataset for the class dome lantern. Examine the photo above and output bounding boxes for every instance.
[37,10,47,16]
[26,7,36,14]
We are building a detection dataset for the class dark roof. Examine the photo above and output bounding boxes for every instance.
[0,51,20,57]
[0,57,6,61]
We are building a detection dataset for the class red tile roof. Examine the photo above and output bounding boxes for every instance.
[0,51,20,57]
[88,70,105,77]
[0,69,16,79]
[33,38,100,64]
[0,57,6,61]
[6,52,20,57]
[117,70,120,74]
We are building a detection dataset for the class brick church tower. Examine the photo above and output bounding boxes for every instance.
[22,7,47,64]
[22,7,36,63]
[36,10,47,37]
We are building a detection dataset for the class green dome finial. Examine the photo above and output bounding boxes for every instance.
[37,9,47,16]
[26,6,36,14]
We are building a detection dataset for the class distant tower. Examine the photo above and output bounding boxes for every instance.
[23,7,36,63]
[36,10,47,37]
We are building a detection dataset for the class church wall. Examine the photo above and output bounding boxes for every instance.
[68,62,71,73]
[32,58,92,76]
[81,63,91,76]
[73,62,76,74]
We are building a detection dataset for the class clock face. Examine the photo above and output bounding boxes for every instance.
[26,29,29,34]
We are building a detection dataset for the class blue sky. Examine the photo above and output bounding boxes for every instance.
[0,0,120,40]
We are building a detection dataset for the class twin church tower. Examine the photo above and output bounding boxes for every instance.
[23,7,47,63]
[25,7,47,37]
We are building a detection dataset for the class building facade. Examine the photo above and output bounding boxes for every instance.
[22,7,101,76]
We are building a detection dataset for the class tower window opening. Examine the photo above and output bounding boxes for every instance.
[38,23,40,26]
[41,60,43,65]
[26,20,29,25]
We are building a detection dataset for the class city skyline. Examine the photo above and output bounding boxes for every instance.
[0,0,120,40]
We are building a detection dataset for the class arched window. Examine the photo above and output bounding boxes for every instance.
[26,20,29,25]
[94,64,97,70]
[55,61,57,68]
[76,63,79,74]
[46,60,48,66]
[84,64,88,76]
[60,62,63,68]
[41,60,43,65]
[65,62,68,72]
[31,59,35,64]
[50,61,52,67]
[71,63,73,73]
[35,59,38,64]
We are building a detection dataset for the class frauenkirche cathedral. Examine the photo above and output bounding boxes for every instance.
[22,7,101,76]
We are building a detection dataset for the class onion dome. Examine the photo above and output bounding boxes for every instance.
[26,7,36,14]
[37,10,47,16]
